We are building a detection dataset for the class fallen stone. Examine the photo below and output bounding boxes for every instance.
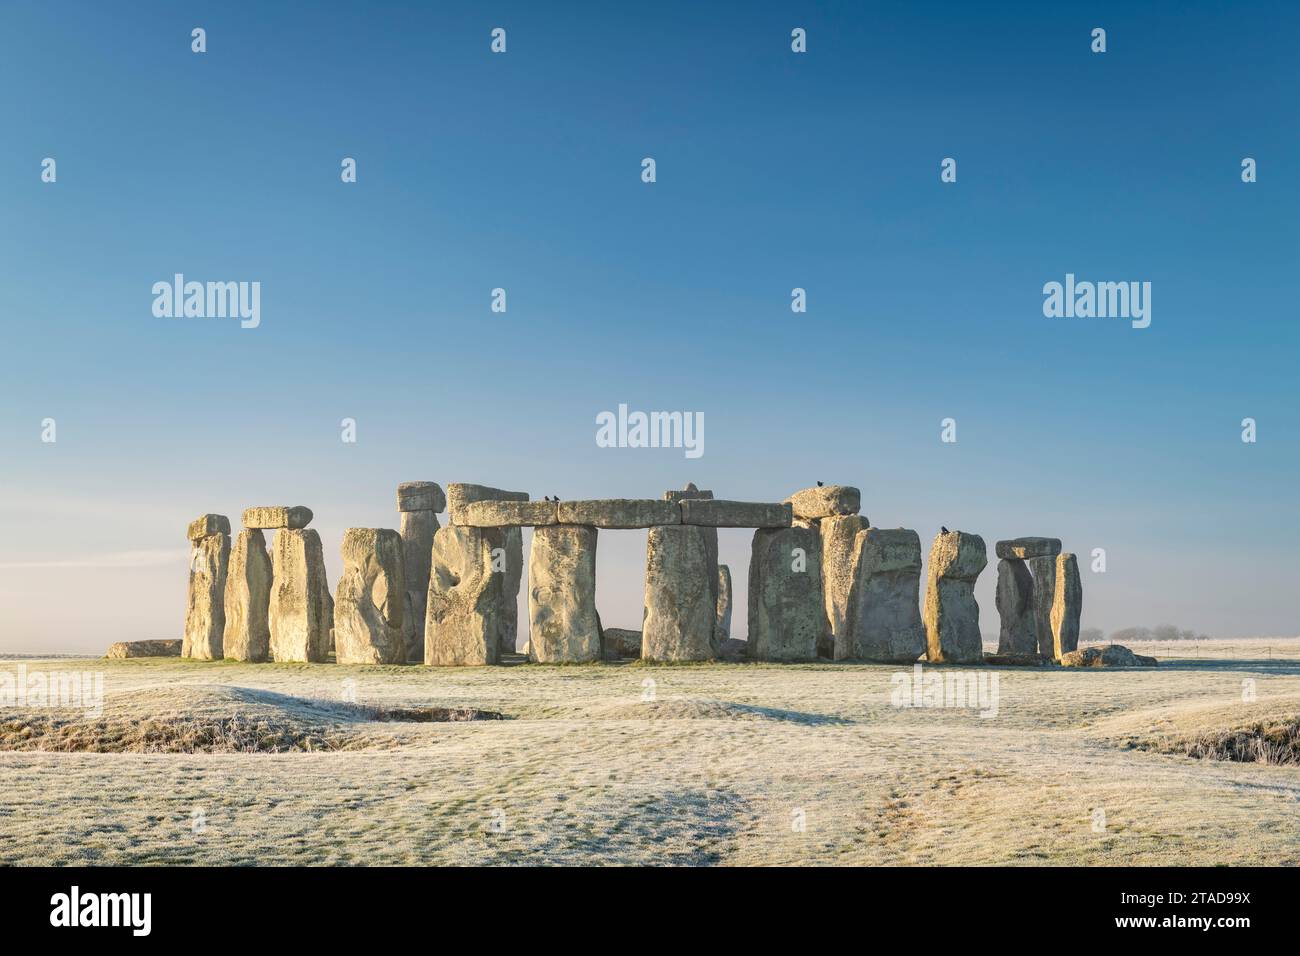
[399,508,439,662]
[269,528,330,662]
[748,526,828,661]
[557,498,679,528]
[1060,645,1157,668]
[1028,555,1057,660]
[844,528,926,662]
[106,639,181,659]
[642,525,718,661]
[716,564,733,640]
[718,637,749,661]
[222,529,272,662]
[396,480,446,513]
[785,485,861,520]
[995,537,1062,560]
[186,513,231,542]
[459,499,558,527]
[1050,553,1082,658]
[334,528,406,665]
[528,525,601,662]
[243,505,313,530]
[995,558,1037,657]
[446,484,528,524]
[183,528,230,660]
[923,530,987,663]
[425,525,504,665]
[820,515,869,642]
[602,627,642,659]
[680,499,791,528]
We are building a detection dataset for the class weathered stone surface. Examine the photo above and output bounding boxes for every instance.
[785,485,861,520]
[557,498,679,528]
[446,484,528,524]
[396,480,446,513]
[183,530,229,660]
[399,509,439,662]
[106,639,181,659]
[820,515,870,641]
[642,525,717,661]
[187,513,231,542]
[680,499,791,528]
[716,564,733,640]
[269,528,330,662]
[923,531,987,663]
[748,526,827,661]
[1060,645,1157,668]
[995,537,1062,560]
[995,558,1036,657]
[425,525,503,665]
[334,528,406,665]
[1050,553,1082,659]
[528,525,601,662]
[222,529,271,662]
[499,527,524,655]
[662,482,713,503]
[1028,555,1057,660]
[845,528,925,662]
[243,505,313,530]
[459,499,558,527]
[602,627,642,660]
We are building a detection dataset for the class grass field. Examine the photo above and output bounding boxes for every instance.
[1,638,1297,865]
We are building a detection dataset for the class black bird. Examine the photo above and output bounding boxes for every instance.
[941,525,950,534]
[816,481,824,487]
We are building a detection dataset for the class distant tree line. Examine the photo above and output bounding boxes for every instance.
[1080,625,1211,644]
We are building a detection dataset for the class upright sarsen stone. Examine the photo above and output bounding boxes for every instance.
[500,526,523,655]
[425,525,503,665]
[845,528,925,662]
[183,518,230,660]
[820,515,870,644]
[923,531,987,663]
[223,529,271,661]
[748,526,827,661]
[1050,553,1082,659]
[399,508,439,662]
[1028,555,1057,660]
[335,528,406,665]
[995,558,1037,656]
[528,525,601,662]
[642,525,717,661]
[269,528,330,662]
[716,564,733,640]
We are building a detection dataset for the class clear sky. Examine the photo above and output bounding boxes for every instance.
[1,1,1296,653]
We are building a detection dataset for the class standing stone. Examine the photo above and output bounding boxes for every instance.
[820,515,870,644]
[425,525,503,665]
[269,528,330,663]
[500,527,523,655]
[642,525,717,661]
[335,528,406,665]
[1028,555,1057,660]
[444,483,525,657]
[995,558,1037,657]
[923,531,987,664]
[223,529,271,662]
[845,528,925,662]
[400,508,440,662]
[1050,553,1082,659]
[183,518,230,660]
[715,564,733,640]
[528,525,601,662]
[748,526,827,661]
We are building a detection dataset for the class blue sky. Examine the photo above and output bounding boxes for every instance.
[1,1,1296,652]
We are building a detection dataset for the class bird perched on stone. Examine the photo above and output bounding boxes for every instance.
[816,481,824,487]
[941,525,950,534]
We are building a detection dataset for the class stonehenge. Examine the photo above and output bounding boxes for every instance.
[334,528,406,665]
[923,531,988,663]
[178,482,1084,670]
[183,514,230,660]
